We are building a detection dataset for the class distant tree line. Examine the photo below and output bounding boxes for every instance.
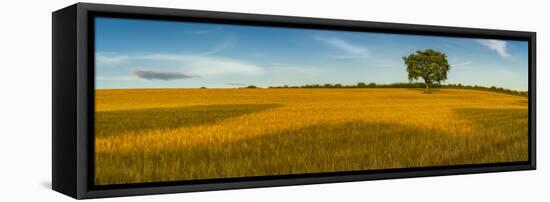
[267,82,527,97]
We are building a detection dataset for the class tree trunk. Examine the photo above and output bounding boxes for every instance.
[425,83,430,93]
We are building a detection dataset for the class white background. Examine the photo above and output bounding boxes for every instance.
[0,0,547,201]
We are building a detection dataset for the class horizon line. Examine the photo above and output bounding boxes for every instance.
[95,83,528,92]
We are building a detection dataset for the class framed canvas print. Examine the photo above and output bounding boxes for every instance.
[52,3,536,199]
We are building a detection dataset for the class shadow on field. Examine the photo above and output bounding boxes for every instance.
[95,103,283,137]
[94,107,529,184]
[211,108,524,172]
[192,108,526,174]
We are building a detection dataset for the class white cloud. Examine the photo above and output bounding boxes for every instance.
[187,26,222,34]
[476,39,510,57]
[453,61,473,67]
[199,40,232,56]
[96,38,232,66]
[96,53,264,77]
[313,36,369,59]
[96,53,129,65]
[180,55,263,76]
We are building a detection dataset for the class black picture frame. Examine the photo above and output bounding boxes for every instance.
[52,2,536,199]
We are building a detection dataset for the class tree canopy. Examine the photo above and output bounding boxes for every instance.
[403,49,451,93]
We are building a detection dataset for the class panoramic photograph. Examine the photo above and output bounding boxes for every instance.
[94,17,529,185]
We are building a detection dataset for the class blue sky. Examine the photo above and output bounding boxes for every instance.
[95,17,529,90]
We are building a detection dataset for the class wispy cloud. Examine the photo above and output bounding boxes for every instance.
[185,56,263,76]
[97,38,233,66]
[199,40,232,56]
[140,54,263,76]
[453,61,473,67]
[97,52,264,78]
[476,39,510,57]
[313,36,369,59]
[133,70,195,80]
[96,53,129,65]
[187,26,222,34]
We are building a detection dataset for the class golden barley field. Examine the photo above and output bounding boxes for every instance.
[94,88,528,185]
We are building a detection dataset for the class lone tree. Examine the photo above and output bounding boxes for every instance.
[403,49,451,93]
